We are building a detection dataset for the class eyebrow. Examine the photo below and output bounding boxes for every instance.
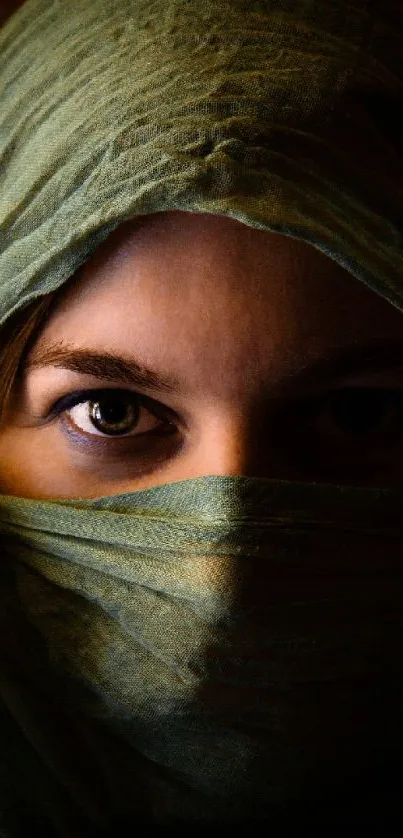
[25,341,180,394]
[24,337,403,398]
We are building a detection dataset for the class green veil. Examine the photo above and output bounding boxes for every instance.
[1,0,403,831]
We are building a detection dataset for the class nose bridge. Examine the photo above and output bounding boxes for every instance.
[188,408,272,479]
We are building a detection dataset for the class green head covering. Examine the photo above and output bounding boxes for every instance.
[1,0,403,832]
[1,0,403,321]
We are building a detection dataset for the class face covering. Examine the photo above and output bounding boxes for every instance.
[1,476,403,833]
[1,0,403,833]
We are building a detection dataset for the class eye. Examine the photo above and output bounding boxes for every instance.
[48,388,176,439]
[269,387,403,486]
[312,387,403,444]
[285,387,403,469]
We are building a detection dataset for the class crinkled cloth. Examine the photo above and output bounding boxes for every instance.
[1,0,403,832]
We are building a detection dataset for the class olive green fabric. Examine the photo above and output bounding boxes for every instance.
[1,477,403,831]
[1,0,403,832]
[1,0,403,322]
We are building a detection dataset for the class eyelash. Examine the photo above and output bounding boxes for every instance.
[44,385,403,461]
[47,387,177,443]
[281,387,403,450]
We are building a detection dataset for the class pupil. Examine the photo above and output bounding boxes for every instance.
[90,395,138,435]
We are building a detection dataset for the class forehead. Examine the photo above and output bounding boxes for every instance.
[31,211,403,374]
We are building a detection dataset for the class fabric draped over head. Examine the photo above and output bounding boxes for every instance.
[1,0,403,832]
[1,0,403,321]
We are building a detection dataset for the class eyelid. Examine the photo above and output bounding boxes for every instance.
[47,387,172,419]
[21,386,176,438]
[52,387,181,452]
[329,372,403,389]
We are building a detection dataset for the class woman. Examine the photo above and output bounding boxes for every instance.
[1,0,403,831]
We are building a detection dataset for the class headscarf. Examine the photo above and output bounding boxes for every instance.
[1,0,403,832]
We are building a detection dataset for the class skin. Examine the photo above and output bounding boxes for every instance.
[1,210,403,499]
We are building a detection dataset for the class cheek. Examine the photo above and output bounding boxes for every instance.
[0,427,59,498]
[0,431,28,495]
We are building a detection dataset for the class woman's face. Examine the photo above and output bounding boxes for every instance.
[1,210,403,499]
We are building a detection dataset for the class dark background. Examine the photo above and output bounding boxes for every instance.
[1,0,26,28]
